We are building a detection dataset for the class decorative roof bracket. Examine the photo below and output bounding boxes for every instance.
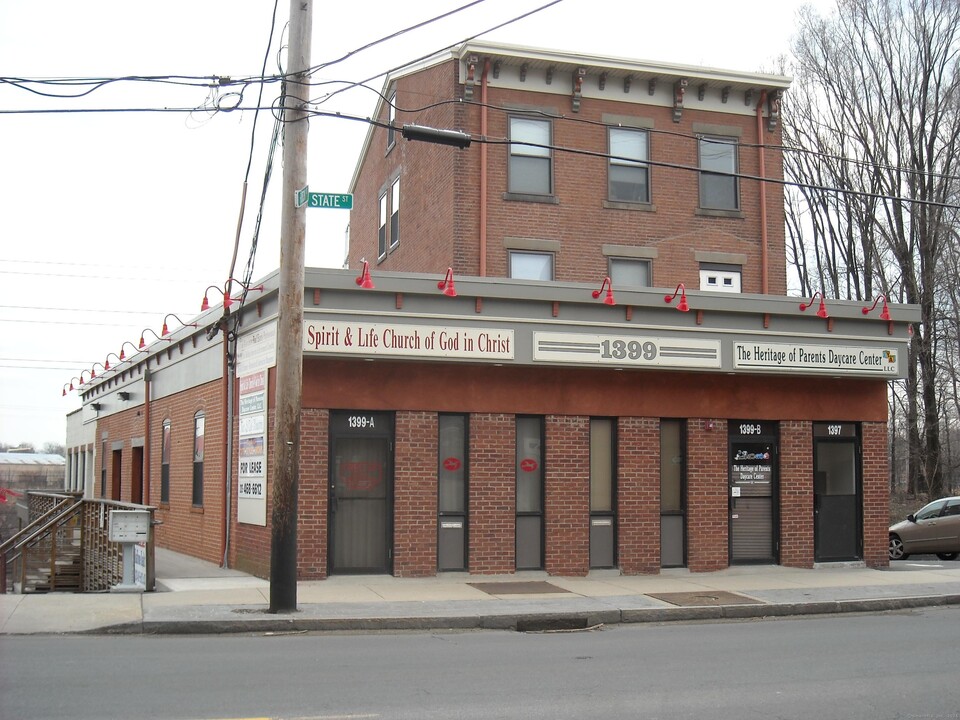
[767,90,782,132]
[572,67,586,112]
[464,55,478,100]
[673,79,687,123]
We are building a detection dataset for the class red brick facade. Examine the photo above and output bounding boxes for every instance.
[348,55,787,296]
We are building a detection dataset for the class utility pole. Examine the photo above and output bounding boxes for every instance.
[270,0,312,613]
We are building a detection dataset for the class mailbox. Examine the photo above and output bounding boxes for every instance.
[108,510,151,543]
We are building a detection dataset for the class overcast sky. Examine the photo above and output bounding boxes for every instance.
[0,0,833,449]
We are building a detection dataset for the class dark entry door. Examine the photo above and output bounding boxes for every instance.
[329,412,393,574]
[814,423,861,562]
[729,421,778,564]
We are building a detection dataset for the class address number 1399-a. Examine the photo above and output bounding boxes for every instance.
[600,339,658,361]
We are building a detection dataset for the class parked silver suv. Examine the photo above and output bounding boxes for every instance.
[889,496,960,561]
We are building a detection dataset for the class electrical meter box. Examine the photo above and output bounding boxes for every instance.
[108,510,151,543]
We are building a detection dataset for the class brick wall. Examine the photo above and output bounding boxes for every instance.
[544,415,589,576]
[617,417,660,574]
[394,411,438,577]
[348,56,788,296]
[96,379,224,566]
[687,418,728,571]
[780,420,813,567]
[469,413,515,573]
[862,421,889,568]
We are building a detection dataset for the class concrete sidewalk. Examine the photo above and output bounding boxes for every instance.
[2,549,959,635]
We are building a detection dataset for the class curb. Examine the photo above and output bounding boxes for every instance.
[90,594,960,636]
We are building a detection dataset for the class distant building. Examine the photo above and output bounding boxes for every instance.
[0,452,65,541]
[71,43,918,579]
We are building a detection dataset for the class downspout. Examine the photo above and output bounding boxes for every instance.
[143,367,151,505]
[223,332,235,567]
[756,90,769,294]
[221,325,231,567]
[479,59,490,276]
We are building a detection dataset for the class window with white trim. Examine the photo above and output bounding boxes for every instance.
[387,91,396,147]
[378,192,388,259]
[509,117,552,195]
[390,178,400,250]
[699,263,741,292]
[608,127,650,203]
[192,411,204,507]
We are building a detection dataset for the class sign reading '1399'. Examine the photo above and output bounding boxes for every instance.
[533,332,721,369]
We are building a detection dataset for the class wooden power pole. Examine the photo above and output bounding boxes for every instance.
[270,0,312,613]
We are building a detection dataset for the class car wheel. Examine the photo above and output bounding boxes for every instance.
[889,535,909,560]
[936,552,958,561]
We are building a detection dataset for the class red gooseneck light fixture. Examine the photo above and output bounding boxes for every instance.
[592,276,616,306]
[664,283,689,312]
[103,352,122,371]
[162,313,198,337]
[355,260,375,289]
[118,340,139,362]
[861,295,891,321]
[800,291,829,318]
[201,279,264,311]
[138,327,171,350]
[437,268,457,297]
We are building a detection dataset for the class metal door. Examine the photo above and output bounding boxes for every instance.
[729,421,778,564]
[813,423,861,562]
[329,412,393,574]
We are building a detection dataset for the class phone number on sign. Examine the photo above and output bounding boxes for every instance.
[239,481,264,498]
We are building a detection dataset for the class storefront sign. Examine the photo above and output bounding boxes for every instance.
[236,321,277,376]
[734,342,899,375]
[304,321,514,360]
[533,332,720,369]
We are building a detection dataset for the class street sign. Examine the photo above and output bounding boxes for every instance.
[307,192,353,209]
[295,186,308,208]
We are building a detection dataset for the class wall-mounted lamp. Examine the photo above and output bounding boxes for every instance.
[162,313,198,337]
[664,283,689,312]
[89,361,106,380]
[201,279,264,311]
[118,341,140,362]
[62,381,77,396]
[437,268,457,297]
[90,402,102,412]
[118,391,131,401]
[592,276,616,306]
[139,327,171,349]
[103,352,123,371]
[799,291,829,318]
[355,260,375,289]
[861,295,891,321]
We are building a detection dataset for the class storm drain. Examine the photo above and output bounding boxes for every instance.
[516,616,591,632]
[468,581,571,595]
[646,591,763,607]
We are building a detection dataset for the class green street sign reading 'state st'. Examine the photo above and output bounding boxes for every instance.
[308,192,353,209]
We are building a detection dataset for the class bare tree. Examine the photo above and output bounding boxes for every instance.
[784,0,960,497]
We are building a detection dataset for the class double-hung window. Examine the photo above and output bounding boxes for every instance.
[390,178,400,250]
[192,411,204,507]
[161,419,171,503]
[699,136,739,210]
[509,251,554,281]
[608,127,650,203]
[509,117,552,195]
[378,192,388,259]
[609,257,651,288]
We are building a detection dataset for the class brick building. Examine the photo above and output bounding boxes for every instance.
[73,43,918,580]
